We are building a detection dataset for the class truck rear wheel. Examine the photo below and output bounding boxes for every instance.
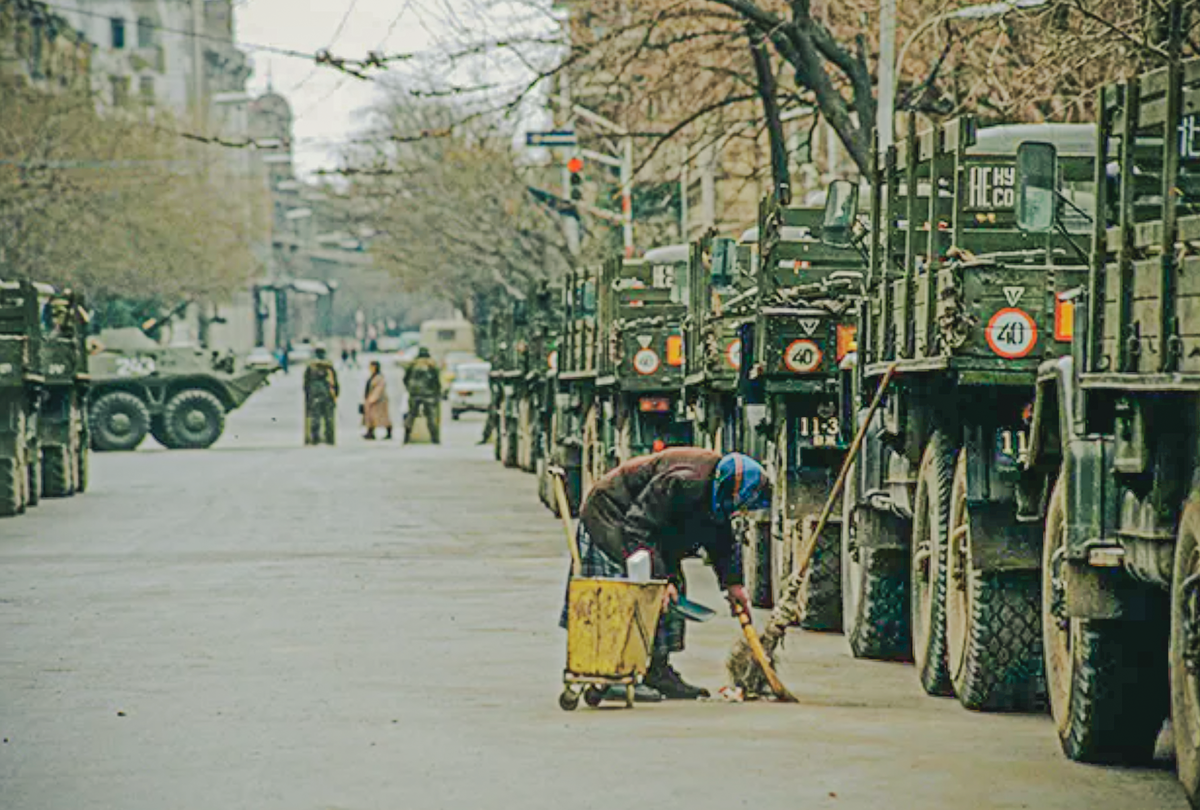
[1171,497,1200,803]
[41,445,73,498]
[0,456,21,517]
[162,389,225,449]
[844,497,912,661]
[90,391,150,451]
[25,450,39,508]
[911,431,955,697]
[1043,474,1167,762]
[946,449,1044,710]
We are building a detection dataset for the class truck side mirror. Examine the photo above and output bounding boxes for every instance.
[1015,141,1058,234]
[711,237,735,287]
[822,180,858,247]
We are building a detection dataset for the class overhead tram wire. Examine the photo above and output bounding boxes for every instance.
[288,0,363,94]
[41,2,410,68]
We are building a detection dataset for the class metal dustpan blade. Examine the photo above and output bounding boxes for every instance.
[671,596,717,623]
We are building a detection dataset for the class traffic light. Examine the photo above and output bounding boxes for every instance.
[568,156,583,201]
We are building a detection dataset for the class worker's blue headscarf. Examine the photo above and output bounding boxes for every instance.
[712,453,770,520]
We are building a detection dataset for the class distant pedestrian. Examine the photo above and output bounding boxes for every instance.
[278,346,290,375]
[303,345,339,445]
[362,360,393,440]
[403,347,442,444]
[350,347,359,368]
[341,347,350,368]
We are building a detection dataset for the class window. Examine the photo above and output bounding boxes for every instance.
[110,17,125,49]
[139,76,155,105]
[136,17,154,48]
[110,76,129,106]
[437,329,456,342]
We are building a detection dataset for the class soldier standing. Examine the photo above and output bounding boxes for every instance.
[303,345,339,445]
[403,347,442,444]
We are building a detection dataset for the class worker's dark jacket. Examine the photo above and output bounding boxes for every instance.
[580,447,742,588]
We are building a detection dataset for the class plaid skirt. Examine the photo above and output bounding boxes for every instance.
[559,522,685,654]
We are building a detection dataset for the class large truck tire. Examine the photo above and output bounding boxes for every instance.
[90,391,150,452]
[911,431,955,697]
[1043,475,1167,763]
[799,519,844,632]
[162,389,225,449]
[1172,497,1200,805]
[0,456,22,517]
[25,451,39,507]
[843,479,912,661]
[74,442,88,493]
[41,444,73,498]
[947,450,1044,710]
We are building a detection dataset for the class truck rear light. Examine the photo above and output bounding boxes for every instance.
[794,260,811,270]
[1054,294,1074,341]
[836,324,858,361]
[666,335,683,366]
[652,439,666,452]
[639,397,671,413]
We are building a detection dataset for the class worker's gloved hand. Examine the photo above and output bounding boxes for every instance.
[725,584,752,619]
[663,583,680,609]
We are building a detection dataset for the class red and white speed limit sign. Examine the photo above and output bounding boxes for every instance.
[633,348,661,375]
[985,308,1038,359]
[725,339,742,370]
[783,339,822,373]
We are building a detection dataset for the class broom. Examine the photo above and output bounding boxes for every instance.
[727,363,899,696]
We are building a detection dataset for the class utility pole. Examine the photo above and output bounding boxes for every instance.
[190,0,206,130]
[878,0,897,152]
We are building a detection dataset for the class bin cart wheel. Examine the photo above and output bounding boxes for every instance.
[559,687,580,712]
[584,685,605,708]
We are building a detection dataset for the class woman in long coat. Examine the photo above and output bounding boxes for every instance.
[362,360,393,439]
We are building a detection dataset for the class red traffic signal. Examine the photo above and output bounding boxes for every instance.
[567,156,583,173]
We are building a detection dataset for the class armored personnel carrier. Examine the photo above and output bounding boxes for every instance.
[88,327,273,451]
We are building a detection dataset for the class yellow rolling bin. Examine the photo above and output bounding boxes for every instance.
[551,468,666,710]
[560,577,667,710]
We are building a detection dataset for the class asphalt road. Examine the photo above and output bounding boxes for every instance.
[0,359,1189,810]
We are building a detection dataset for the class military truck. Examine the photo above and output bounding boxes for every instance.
[736,199,865,631]
[682,230,756,455]
[837,116,1094,711]
[544,264,601,514]
[589,246,690,470]
[37,288,89,497]
[0,280,47,515]
[88,327,274,451]
[487,283,559,475]
[1018,51,1200,797]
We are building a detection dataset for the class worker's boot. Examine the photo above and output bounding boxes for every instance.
[385,427,393,440]
[364,428,376,440]
[644,654,710,700]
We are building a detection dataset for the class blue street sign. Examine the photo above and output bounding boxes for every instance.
[525,130,578,148]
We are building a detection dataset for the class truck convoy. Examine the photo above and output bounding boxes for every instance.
[483,50,1200,806]
[0,281,90,516]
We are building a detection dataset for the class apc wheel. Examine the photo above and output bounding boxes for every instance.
[911,431,955,697]
[41,445,73,498]
[844,502,912,661]
[946,449,1044,711]
[162,389,225,449]
[149,415,170,448]
[1043,475,1167,763]
[1172,497,1200,804]
[90,391,150,452]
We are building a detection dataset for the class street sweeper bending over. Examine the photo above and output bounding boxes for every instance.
[560,448,770,700]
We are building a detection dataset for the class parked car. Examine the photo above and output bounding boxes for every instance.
[245,346,280,370]
[441,351,482,395]
[449,362,491,419]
